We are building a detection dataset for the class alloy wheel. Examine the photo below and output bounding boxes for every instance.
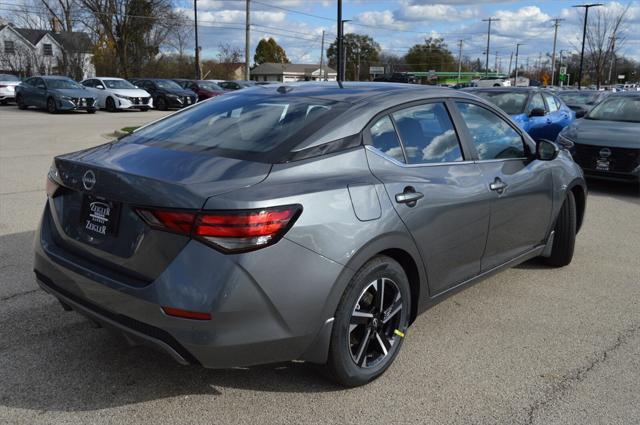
[348,278,404,369]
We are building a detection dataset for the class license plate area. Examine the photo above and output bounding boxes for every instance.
[80,195,121,237]
[596,158,610,171]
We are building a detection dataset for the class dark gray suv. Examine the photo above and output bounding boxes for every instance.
[35,83,586,386]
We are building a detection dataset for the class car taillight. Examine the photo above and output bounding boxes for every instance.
[46,161,61,197]
[135,205,302,253]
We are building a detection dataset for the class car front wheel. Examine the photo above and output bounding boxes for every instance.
[105,97,116,112]
[325,255,410,387]
[17,95,27,110]
[47,97,58,114]
[156,97,167,111]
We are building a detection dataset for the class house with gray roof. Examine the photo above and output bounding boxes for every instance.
[251,62,337,82]
[0,23,95,79]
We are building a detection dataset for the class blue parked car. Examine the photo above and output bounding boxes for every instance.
[464,88,575,141]
[16,75,97,114]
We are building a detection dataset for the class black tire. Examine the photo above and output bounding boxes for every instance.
[47,97,58,114]
[87,109,96,114]
[544,190,576,267]
[156,97,167,111]
[324,255,411,387]
[17,95,27,110]
[0,99,7,106]
[139,107,148,112]
[105,97,116,112]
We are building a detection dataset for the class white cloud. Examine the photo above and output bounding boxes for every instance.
[394,1,479,22]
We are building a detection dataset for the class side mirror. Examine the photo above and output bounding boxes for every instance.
[96,85,104,90]
[529,107,546,117]
[536,139,559,161]
[575,109,587,118]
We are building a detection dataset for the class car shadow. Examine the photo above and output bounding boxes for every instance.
[0,230,340,413]
[586,178,639,199]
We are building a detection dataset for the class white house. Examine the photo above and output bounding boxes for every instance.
[0,24,94,79]
[251,63,337,83]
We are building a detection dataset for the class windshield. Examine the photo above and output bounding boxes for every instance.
[586,96,640,123]
[46,79,82,89]
[472,91,528,115]
[104,79,136,89]
[124,94,347,162]
[198,82,224,92]
[155,80,182,90]
[0,74,20,82]
[558,91,598,106]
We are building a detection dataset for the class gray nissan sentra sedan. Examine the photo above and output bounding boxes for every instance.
[35,82,587,386]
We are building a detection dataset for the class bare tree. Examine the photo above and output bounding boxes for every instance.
[582,3,630,87]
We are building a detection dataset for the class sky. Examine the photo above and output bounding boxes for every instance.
[173,0,640,70]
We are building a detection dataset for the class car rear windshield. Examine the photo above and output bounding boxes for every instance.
[124,93,348,162]
[586,97,640,123]
[46,79,82,89]
[104,79,136,89]
[472,91,528,115]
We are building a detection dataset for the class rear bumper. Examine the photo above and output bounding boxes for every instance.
[34,203,345,368]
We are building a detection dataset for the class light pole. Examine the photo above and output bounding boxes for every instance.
[194,0,200,80]
[482,17,500,77]
[573,3,602,89]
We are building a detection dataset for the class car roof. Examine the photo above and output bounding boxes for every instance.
[466,87,543,92]
[96,77,125,80]
[40,75,73,80]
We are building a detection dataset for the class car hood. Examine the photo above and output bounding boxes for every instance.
[0,80,20,86]
[160,88,196,96]
[50,88,92,98]
[562,119,640,149]
[109,88,151,97]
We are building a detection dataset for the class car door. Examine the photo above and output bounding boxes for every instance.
[33,78,47,108]
[365,100,493,296]
[19,78,35,105]
[91,79,107,107]
[525,92,549,140]
[454,101,553,271]
[542,92,567,140]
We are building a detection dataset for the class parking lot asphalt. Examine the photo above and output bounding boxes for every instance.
[1,105,639,425]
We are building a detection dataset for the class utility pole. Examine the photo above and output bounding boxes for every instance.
[494,51,499,74]
[194,0,200,79]
[607,35,617,85]
[482,17,500,77]
[507,51,513,81]
[457,39,463,84]
[514,43,524,87]
[550,18,564,86]
[340,19,351,81]
[337,0,343,83]
[319,30,325,81]
[559,49,565,87]
[244,0,251,81]
[574,3,602,89]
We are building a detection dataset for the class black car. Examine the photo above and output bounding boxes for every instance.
[218,80,256,91]
[557,90,610,117]
[173,79,225,101]
[131,79,197,110]
[558,92,640,183]
[15,76,97,114]
[373,73,419,84]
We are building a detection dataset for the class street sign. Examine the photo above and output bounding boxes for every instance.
[618,74,626,80]
[560,66,567,75]
[369,66,384,75]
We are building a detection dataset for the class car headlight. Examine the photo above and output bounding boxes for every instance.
[114,94,130,100]
[59,95,73,101]
[166,94,178,98]
[557,134,575,150]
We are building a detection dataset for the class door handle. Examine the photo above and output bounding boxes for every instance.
[489,177,508,194]
[395,187,424,207]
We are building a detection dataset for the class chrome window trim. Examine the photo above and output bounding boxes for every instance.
[365,145,474,168]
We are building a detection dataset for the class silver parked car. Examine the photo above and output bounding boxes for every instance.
[0,73,20,104]
[35,83,586,386]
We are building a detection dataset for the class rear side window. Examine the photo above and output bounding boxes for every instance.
[456,102,525,160]
[125,94,347,162]
[369,115,404,163]
[543,93,559,112]
[392,103,463,164]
